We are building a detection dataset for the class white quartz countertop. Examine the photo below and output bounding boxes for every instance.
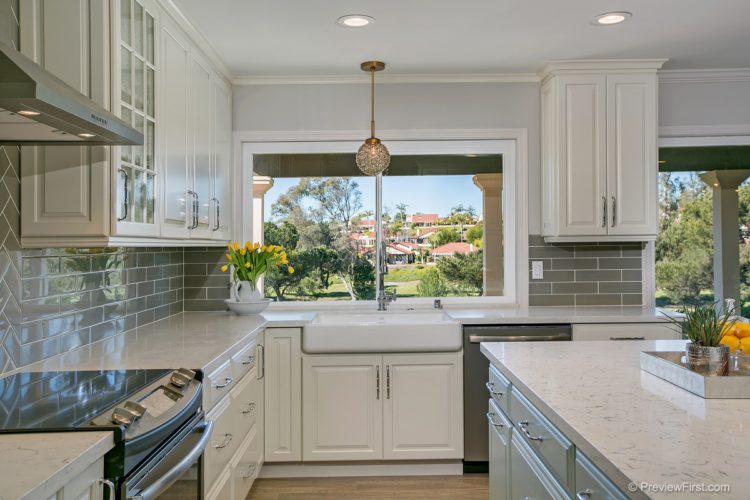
[446,305,672,324]
[481,339,749,499]
[0,431,113,500]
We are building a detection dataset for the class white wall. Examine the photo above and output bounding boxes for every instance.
[659,80,750,128]
[233,82,542,232]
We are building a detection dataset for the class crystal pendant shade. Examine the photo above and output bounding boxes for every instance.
[356,139,390,176]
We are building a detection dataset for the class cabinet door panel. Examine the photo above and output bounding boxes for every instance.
[264,328,301,462]
[211,77,232,240]
[557,75,607,236]
[20,1,108,238]
[382,353,463,459]
[510,430,567,500]
[189,55,212,239]
[488,400,510,500]
[607,74,657,236]
[302,356,382,461]
[160,22,190,238]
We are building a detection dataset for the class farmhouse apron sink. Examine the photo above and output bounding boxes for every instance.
[302,310,462,353]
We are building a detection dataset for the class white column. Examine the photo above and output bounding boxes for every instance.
[252,176,274,244]
[699,170,750,307]
[472,173,503,296]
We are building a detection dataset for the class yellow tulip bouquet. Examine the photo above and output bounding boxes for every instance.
[222,242,293,302]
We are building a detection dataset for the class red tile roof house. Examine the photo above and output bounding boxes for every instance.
[385,242,416,264]
[430,242,477,260]
[406,213,440,227]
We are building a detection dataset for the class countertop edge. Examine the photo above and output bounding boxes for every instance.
[480,344,650,500]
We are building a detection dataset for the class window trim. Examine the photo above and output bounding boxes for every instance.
[235,129,529,307]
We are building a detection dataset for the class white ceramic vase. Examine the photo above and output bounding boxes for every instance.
[232,279,262,302]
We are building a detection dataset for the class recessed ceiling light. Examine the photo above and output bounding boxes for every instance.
[593,12,632,26]
[17,109,41,117]
[337,15,374,28]
[78,133,96,138]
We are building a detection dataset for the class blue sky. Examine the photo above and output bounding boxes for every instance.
[264,175,483,220]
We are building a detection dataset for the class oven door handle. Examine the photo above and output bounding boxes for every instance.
[129,420,214,500]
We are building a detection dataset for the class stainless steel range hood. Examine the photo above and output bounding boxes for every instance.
[0,42,143,145]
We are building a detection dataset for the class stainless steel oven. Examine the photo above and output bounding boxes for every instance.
[124,413,213,500]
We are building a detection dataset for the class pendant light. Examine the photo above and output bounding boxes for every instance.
[356,61,390,175]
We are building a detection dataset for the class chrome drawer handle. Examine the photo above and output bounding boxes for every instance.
[214,376,233,389]
[577,489,593,500]
[99,478,115,498]
[241,355,256,366]
[241,464,257,479]
[241,402,256,414]
[213,433,233,449]
[485,381,503,396]
[609,336,646,341]
[117,168,129,221]
[486,411,505,428]
[517,420,544,442]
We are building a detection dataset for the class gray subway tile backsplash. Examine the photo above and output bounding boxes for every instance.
[529,235,644,307]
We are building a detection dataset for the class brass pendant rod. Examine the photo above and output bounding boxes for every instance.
[370,68,376,138]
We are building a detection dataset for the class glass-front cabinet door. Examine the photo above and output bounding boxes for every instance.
[115,0,160,236]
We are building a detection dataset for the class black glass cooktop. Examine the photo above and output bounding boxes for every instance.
[0,369,170,430]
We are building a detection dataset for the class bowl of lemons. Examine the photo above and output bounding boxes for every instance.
[720,321,750,372]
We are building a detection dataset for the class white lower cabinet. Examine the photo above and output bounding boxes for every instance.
[572,322,680,341]
[302,355,383,461]
[383,354,463,459]
[203,331,264,497]
[302,352,463,462]
[49,458,107,500]
[264,328,302,462]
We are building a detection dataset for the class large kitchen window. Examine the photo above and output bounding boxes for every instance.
[255,153,504,302]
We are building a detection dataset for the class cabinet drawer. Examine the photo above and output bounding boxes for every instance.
[233,424,262,500]
[572,323,679,341]
[510,428,568,500]
[206,467,233,500]
[510,387,573,489]
[205,396,240,490]
[487,398,511,445]
[575,450,628,500]
[231,340,258,382]
[487,364,511,414]
[206,360,235,409]
[231,370,261,436]
[62,459,103,500]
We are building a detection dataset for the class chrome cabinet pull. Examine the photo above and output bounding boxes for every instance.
[486,411,505,428]
[517,420,544,442]
[212,433,233,449]
[99,478,115,498]
[485,381,503,396]
[241,355,256,366]
[118,168,129,221]
[213,376,233,389]
[611,196,616,227]
[211,197,220,231]
[187,190,197,229]
[601,196,607,228]
[610,336,646,341]
[241,464,257,479]
[576,489,593,500]
[256,345,265,380]
[376,365,380,400]
[241,402,256,414]
[193,191,200,229]
[386,365,391,399]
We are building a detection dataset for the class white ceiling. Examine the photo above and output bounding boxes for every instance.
[173,0,750,78]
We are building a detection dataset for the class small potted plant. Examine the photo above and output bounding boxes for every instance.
[221,242,293,314]
[667,302,735,376]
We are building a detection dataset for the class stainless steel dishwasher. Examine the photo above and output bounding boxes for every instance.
[463,324,572,472]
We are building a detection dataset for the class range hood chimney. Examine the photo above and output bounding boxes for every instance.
[0,42,143,145]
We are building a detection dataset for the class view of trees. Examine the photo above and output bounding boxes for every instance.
[656,172,750,312]
[263,176,488,300]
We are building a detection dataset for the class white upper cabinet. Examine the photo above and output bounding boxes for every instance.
[20,0,233,247]
[541,60,664,242]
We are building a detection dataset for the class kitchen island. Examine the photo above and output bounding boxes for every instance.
[481,339,749,499]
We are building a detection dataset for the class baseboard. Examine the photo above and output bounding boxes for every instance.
[259,461,464,478]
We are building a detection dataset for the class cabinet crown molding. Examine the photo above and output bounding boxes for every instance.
[539,59,667,82]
